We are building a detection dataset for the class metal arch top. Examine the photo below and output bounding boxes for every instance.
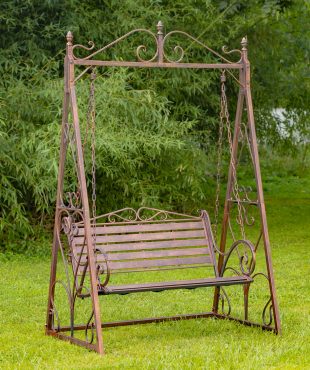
[66,21,247,70]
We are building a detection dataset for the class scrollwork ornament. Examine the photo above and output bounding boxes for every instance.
[219,288,231,316]
[137,207,169,221]
[163,44,185,63]
[107,208,138,222]
[262,298,273,326]
[72,29,158,62]
[220,239,256,277]
[162,30,239,64]
[72,40,95,58]
[91,207,200,224]
[221,45,242,63]
[51,280,73,333]
[136,44,158,62]
[63,191,82,209]
[239,186,256,226]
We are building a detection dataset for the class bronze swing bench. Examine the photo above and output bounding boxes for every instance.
[66,208,253,296]
[46,21,281,355]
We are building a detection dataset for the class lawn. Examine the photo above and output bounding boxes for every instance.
[0,176,309,369]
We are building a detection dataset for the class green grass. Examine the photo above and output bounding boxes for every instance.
[0,175,309,369]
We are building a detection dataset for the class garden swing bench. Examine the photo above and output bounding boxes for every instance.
[46,21,281,355]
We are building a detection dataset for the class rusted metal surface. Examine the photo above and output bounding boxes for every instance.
[46,21,281,355]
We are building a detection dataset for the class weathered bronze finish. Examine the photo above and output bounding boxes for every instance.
[46,22,281,355]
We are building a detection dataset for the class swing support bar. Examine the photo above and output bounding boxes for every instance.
[74,60,242,69]
[46,21,281,355]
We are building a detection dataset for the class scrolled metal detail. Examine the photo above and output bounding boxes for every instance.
[63,191,82,209]
[162,30,237,64]
[72,29,158,62]
[107,208,138,222]
[69,23,243,64]
[96,248,111,288]
[136,44,158,62]
[72,40,95,57]
[85,310,95,344]
[251,272,274,326]
[221,239,256,277]
[262,298,273,326]
[72,285,95,343]
[50,279,73,333]
[240,186,256,227]
[137,207,169,221]
[85,207,200,225]
[219,287,231,316]
[61,215,79,238]
[221,45,242,63]
[162,43,185,63]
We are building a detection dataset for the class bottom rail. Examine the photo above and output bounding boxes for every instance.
[47,331,97,351]
[51,311,275,333]
[214,313,276,332]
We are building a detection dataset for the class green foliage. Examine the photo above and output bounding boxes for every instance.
[0,0,309,248]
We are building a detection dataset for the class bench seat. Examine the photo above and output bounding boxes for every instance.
[66,208,254,295]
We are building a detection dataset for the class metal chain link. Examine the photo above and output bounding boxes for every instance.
[85,70,97,248]
[213,73,225,241]
[215,70,245,240]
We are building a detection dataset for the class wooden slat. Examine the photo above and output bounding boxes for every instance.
[107,255,212,270]
[102,276,253,294]
[74,238,208,254]
[76,263,210,276]
[74,230,205,245]
[77,221,204,236]
[77,247,210,263]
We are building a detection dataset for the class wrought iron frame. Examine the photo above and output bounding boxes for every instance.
[46,21,281,355]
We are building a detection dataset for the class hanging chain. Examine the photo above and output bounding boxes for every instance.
[213,73,225,241]
[85,69,97,248]
[91,72,97,222]
[219,70,245,240]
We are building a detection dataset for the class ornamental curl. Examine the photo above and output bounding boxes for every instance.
[220,239,256,277]
[221,45,242,63]
[262,297,273,326]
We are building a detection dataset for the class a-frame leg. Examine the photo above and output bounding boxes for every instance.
[212,43,281,333]
[70,87,105,353]
[244,84,281,334]
[46,83,70,333]
[46,60,104,354]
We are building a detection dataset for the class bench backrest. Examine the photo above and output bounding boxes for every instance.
[70,214,216,276]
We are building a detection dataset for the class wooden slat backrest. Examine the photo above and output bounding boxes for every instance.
[70,218,215,275]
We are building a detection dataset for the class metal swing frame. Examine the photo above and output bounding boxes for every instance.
[46,21,281,355]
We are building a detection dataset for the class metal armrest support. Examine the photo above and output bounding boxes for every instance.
[220,239,256,277]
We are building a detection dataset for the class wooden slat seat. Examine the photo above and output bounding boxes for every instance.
[100,276,253,295]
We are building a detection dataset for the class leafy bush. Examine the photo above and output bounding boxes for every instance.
[0,0,308,251]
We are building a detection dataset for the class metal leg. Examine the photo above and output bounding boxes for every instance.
[70,87,105,354]
[245,85,281,334]
[46,87,70,332]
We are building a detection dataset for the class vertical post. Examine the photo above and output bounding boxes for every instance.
[242,37,281,333]
[212,71,245,313]
[46,34,72,332]
[157,21,164,63]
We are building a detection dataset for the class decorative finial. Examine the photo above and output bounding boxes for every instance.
[157,21,164,35]
[241,36,248,50]
[66,31,73,44]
